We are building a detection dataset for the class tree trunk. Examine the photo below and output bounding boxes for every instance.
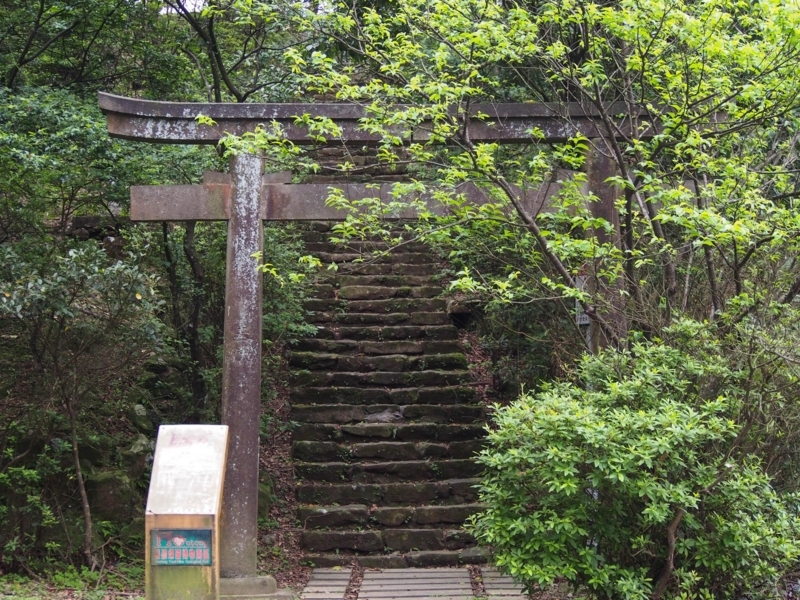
[66,395,95,568]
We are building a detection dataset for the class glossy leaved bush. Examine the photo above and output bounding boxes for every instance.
[471,325,800,599]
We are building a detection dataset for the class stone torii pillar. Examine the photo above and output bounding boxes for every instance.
[132,153,268,581]
[98,92,645,580]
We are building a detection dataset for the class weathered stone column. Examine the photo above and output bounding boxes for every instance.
[220,151,264,578]
[585,142,627,351]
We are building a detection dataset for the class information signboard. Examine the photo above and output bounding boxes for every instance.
[151,529,212,566]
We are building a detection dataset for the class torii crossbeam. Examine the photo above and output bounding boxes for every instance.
[98,92,631,582]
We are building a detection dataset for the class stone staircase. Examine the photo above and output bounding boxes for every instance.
[288,226,487,568]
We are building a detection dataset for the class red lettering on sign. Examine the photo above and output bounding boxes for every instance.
[168,549,174,559]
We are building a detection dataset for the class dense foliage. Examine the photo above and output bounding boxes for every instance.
[472,322,800,599]
[0,0,315,574]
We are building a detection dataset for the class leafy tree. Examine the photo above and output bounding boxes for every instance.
[0,0,191,96]
[0,244,164,567]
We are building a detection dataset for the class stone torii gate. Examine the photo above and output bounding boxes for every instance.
[98,92,632,582]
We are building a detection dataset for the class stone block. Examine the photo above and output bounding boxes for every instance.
[390,252,436,265]
[347,298,445,312]
[390,264,439,276]
[417,442,448,458]
[294,387,391,405]
[410,286,443,298]
[459,546,489,564]
[444,530,476,550]
[415,386,476,404]
[382,482,439,503]
[291,424,338,441]
[287,352,338,370]
[295,462,351,482]
[336,312,410,325]
[297,504,368,528]
[339,286,412,300]
[289,371,332,387]
[410,353,468,370]
[355,460,437,482]
[371,507,414,527]
[303,554,352,568]
[292,441,350,462]
[410,312,450,325]
[402,404,482,423]
[340,424,396,439]
[384,529,444,551]
[390,424,439,440]
[422,326,459,340]
[434,425,485,441]
[358,555,408,569]
[448,479,481,502]
[405,550,460,567]
[302,530,384,552]
[338,355,407,372]
[291,405,364,424]
[404,371,471,387]
[436,459,483,479]
[414,504,482,525]
[296,483,382,505]
[449,440,485,459]
[361,341,424,355]
[351,442,419,460]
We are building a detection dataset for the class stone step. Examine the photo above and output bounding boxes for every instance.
[290,403,483,424]
[288,352,467,372]
[306,311,450,326]
[296,478,481,506]
[293,440,484,462]
[334,285,443,301]
[297,505,482,535]
[301,521,479,551]
[320,274,438,287]
[304,297,445,313]
[326,263,442,277]
[303,548,488,568]
[315,252,437,265]
[297,504,482,550]
[305,241,429,253]
[313,325,458,342]
[290,370,472,389]
[293,423,486,442]
[295,459,483,483]
[290,385,477,405]
[289,339,462,355]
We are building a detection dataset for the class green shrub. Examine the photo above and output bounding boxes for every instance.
[469,333,800,599]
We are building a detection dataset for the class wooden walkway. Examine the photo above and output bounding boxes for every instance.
[360,567,473,600]
[481,568,528,600]
[300,567,528,600]
[301,568,352,600]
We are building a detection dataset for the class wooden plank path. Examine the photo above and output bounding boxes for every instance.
[301,568,352,600]
[300,567,530,599]
[481,569,527,600]
[359,568,474,600]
